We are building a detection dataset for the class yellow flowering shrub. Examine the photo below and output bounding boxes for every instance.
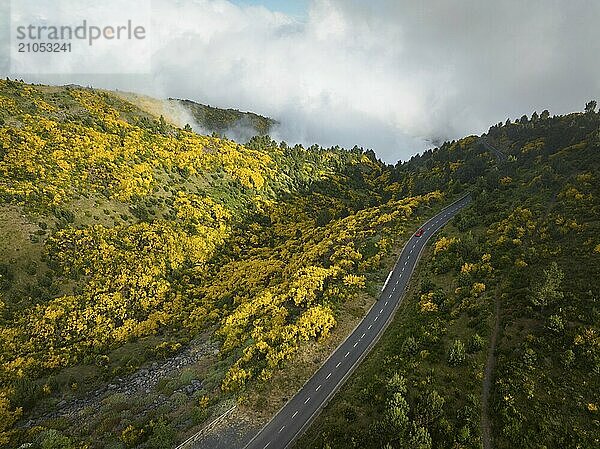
[419,292,438,313]
[434,236,459,255]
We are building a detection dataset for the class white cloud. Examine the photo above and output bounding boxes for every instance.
[3,0,600,162]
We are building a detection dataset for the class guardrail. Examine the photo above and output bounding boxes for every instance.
[175,404,237,449]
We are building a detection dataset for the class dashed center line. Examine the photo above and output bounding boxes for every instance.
[336,361,341,368]
[263,443,271,449]
[368,324,372,330]
[345,351,350,357]
[374,316,379,321]
[304,397,311,404]
[380,308,384,314]
[316,385,322,392]
[353,342,358,348]
[292,410,298,418]
[384,301,388,306]
[326,372,332,380]
[279,426,286,433]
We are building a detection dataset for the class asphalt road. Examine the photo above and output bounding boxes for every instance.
[480,137,508,162]
[243,194,472,449]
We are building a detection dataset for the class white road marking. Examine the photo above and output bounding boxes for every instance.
[304,397,311,404]
[401,267,405,272]
[388,294,392,298]
[263,443,271,449]
[316,385,322,392]
[292,410,299,418]
[368,324,372,330]
[345,351,350,358]
[326,372,332,380]
[374,316,379,321]
[381,270,393,291]
[385,301,388,306]
[336,362,341,368]
[279,426,285,433]
[353,342,358,348]
[404,261,407,265]
[380,308,384,314]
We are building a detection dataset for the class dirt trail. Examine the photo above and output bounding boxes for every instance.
[481,295,500,449]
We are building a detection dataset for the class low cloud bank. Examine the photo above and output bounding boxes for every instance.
[7,0,600,162]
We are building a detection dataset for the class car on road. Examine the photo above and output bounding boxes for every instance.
[415,228,424,237]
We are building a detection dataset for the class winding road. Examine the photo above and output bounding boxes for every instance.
[243,194,472,449]
[480,137,508,162]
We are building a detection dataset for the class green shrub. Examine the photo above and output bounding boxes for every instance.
[402,336,419,357]
[562,349,575,368]
[148,419,175,449]
[466,333,485,353]
[447,339,466,366]
[547,314,564,333]
[170,391,188,406]
[37,429,73,449]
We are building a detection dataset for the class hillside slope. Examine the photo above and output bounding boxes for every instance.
[0,80,464,449]
[112,90,277,141]
[2,80,596,449]
[174,98,277,140]
[298,107,600,449]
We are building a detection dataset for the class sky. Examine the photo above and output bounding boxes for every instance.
[230,0,308,19]
[1,0,600,163]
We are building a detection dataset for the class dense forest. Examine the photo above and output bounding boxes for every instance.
[0,80,597,449]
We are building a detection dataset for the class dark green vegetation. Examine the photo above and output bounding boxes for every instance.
[298,106,600,449]
[173,98,278,138]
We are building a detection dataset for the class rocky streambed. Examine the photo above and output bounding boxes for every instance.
[26,337,220,428]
